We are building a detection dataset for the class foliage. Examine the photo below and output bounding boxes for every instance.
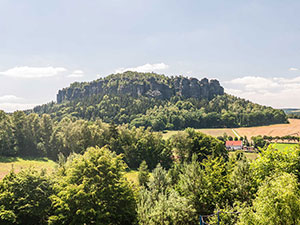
[176,155,231,215]
[138,161,150,187]
[229,153,256,204]
[251,135,266,148]
[170,128,228,163]
[251,146,300,182]
[0,169,54,225]
[137,164,197,225]
[238,172,300,225]
[49,146,137,225]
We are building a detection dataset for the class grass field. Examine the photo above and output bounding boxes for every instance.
[0,157,57,179]
[271,143,299,151]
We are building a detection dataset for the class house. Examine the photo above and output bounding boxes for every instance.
[225,141,243,150]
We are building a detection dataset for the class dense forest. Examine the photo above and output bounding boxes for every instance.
[32,72,288,130]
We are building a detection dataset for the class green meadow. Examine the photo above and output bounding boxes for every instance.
[0,157,57,179]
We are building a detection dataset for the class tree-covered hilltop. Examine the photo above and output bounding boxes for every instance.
[32,72,288,130]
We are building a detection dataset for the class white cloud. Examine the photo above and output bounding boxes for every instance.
[0,95,38,112]
[67,70,84,78]
[0,103,37,112]
[0,95,22,102]
[0,66,67,78]
[229,76,280,90]
[225,76,300,108]
[115,63,169,73]
[289,67,299,71]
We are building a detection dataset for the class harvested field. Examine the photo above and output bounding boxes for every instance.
[161,119,300,139]
[235,119,300,138]
[162,128,235,139]
[195,128,236,137]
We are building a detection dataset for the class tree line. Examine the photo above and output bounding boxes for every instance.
[0,110,226,170]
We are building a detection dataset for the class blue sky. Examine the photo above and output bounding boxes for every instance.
[1,0,300,111]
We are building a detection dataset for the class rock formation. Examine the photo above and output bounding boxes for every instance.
[57,72,224,103]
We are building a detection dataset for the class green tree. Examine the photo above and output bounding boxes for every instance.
[138,160,150,186]
[252,146,300,183]
[177,155,231,215]
[0,111,16,156]
[238,173,300,225]
[0,169,54,225]
[49,146,137,225]
[230,154,256,204]
[137,164,197,224]
[171,129,228,163]
[251,136,266,148]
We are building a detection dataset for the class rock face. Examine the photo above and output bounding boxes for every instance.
[57,72,224,103]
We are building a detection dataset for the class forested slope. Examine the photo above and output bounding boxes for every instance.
[32,72,288,130]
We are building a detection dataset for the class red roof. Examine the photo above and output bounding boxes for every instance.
[225,141,243,146]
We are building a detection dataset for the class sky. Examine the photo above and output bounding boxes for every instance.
[1,0,300,112]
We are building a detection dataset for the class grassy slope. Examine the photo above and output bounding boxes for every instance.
[0,157,57,179]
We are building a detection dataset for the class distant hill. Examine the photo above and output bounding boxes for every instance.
[283,108,300,118]
[283,108,300,114]
[32,71,288,130]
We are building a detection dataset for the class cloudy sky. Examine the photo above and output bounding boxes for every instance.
[1,0,300,112]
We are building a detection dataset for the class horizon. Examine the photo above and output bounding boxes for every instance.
[1,0,300,111]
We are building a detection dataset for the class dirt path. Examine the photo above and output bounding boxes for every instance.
[232,129,240,138]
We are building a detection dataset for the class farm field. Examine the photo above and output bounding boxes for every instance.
[162,119,300,139]
[235,119,300,138]
[0,157,57,179]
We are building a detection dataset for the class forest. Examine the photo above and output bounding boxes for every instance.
[0,109,300,224]
[31,72,288,131]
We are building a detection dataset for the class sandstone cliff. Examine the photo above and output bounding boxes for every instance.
[57,72,224,103]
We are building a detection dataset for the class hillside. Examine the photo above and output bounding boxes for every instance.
[32,72,288,130]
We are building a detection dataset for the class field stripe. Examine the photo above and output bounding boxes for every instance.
[232,129,240,138]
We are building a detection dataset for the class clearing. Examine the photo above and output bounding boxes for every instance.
[0,157,57,179]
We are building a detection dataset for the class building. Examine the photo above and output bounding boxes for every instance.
[225,141,243,150]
